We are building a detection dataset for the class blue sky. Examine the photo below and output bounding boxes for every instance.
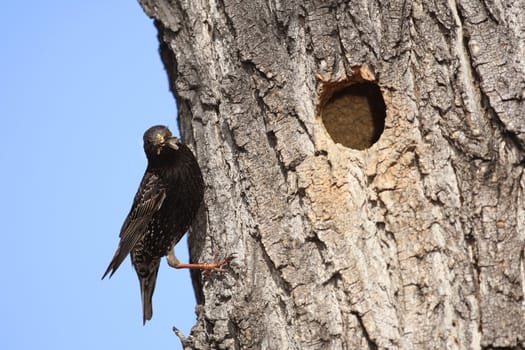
[1,1,196,349]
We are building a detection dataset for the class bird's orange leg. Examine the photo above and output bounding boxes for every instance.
[166,245,233,272]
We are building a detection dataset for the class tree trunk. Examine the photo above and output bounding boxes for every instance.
[138,0,525,349]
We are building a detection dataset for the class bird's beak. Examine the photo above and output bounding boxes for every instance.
[166,136,179,150]
[153,133,179,154]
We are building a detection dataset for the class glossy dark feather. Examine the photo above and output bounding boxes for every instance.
[102,174,167,279]
[102,125,204,324]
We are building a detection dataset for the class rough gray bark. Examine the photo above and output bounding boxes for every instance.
[138,0,525,349]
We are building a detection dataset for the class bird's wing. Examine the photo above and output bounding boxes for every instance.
[102,172,166,279]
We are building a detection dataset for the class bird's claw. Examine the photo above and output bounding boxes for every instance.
[203,254,235,275]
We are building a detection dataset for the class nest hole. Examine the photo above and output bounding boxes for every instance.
[320,82,386,150]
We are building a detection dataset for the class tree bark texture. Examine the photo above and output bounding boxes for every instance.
[138,0,524,349]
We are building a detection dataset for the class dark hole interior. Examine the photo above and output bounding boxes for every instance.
[321,82,386,150]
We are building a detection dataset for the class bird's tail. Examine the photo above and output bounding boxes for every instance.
[134,258,160,325]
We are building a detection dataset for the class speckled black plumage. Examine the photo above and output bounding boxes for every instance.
[102,125,203,324]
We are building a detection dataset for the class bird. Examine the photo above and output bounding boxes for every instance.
[102,125,231,324]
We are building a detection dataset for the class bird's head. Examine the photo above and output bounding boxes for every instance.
[143,125,180,159]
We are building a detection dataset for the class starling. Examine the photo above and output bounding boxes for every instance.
[102,125,231,324]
